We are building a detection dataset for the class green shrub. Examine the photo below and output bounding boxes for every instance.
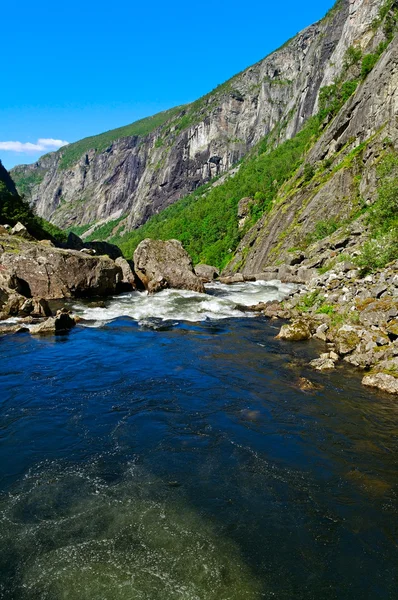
[316,304,335,315]
[369,153,398,229]
[361,53,379,78]
[303,163,315,182]
[307,218,342,243]
[356,152,398,272]
[344,45,362,69]
[319,80,359,121]
[296,291,324,312]
[356,234,398,273]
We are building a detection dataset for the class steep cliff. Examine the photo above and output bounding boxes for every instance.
[12,0,382,233]
[226,13,398,275]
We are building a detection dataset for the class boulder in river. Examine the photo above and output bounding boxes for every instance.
[219,274,245,285]
[30,310,76,335]
[277,319,312,341]
[362,373,398,395]
[310,354,336,371]
[20,297,52,317]
[194,264,219,282]
[115,257,139,290]
[133,239,204,294]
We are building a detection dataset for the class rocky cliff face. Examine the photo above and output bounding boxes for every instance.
[12,0,382,233]
[226,26,398,276]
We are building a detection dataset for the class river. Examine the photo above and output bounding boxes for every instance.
[0,281,397,599]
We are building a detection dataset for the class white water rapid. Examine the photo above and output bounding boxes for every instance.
[73,280,296,327]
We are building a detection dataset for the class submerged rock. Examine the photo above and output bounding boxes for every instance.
[297,377,323,391]
[0,323,29,336]
[310,355,336,371]
[133,239,204,294]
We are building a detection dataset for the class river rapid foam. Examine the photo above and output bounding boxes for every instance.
[72,280,296,327]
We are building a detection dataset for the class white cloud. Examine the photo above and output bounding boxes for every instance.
[0,138,69,153]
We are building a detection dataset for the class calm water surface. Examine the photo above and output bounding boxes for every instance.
[0,283,397,599]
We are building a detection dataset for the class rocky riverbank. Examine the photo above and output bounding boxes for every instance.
[244,225,398,395]
[0,230,206,335]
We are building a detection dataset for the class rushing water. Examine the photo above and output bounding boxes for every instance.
[0,282,397,599]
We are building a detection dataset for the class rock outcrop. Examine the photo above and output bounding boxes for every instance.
[362,372,398,394]
[133,239,205,293]
[0,233,124,315]
[12,0,382,234]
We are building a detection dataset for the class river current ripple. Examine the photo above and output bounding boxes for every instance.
[0,281,397,599]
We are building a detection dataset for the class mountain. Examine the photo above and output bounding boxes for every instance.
[11,0,379,231]
[68,0,397,274]
[11,0,398,276]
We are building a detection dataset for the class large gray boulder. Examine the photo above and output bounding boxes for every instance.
[133,239,204,294]
[0,234,123,300]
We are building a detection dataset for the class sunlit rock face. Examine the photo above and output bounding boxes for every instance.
[11,0,381,232]
[225,31,398,276]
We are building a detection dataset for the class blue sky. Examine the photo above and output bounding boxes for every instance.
[1,0,335,170]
